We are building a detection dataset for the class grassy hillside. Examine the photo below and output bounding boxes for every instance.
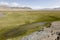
[0,11,60,40]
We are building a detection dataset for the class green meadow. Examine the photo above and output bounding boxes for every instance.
[0,11,60,40]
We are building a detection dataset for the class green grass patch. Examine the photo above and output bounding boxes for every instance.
[0,11,60,40]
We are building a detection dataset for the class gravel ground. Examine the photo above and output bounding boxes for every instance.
[20,21,60,40]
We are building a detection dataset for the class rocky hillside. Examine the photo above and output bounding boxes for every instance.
[19,21,60,40]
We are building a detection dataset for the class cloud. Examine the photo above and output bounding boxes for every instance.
[0,0,60,9]
[10,2,21,7]
[0,2,22,7]
[0,2,9,5]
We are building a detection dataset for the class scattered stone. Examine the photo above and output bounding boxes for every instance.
[20,21,60,40]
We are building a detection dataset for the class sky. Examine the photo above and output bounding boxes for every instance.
[0,0,60,9]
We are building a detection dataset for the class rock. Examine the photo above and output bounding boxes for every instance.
[55,32,60,40]
[50,21,60,30]
[20,27,58,40]
[21,31,51,40]
[50,21,60,34]
[20,21,60,40]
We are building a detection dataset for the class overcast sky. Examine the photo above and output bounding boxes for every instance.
[0,0,60,9]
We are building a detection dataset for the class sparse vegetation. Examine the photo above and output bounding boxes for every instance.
[0,11,60,40]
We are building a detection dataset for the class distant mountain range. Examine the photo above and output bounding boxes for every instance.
[53,7,60,10]
[0,5,32,10]
[0,5,60,10]
[41,7,60,10]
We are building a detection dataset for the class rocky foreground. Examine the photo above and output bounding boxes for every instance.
[20,21,60,40]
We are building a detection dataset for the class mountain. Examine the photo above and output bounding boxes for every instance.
[0,5,32,10]
[10,7,32,9]
[53,7,60,10]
